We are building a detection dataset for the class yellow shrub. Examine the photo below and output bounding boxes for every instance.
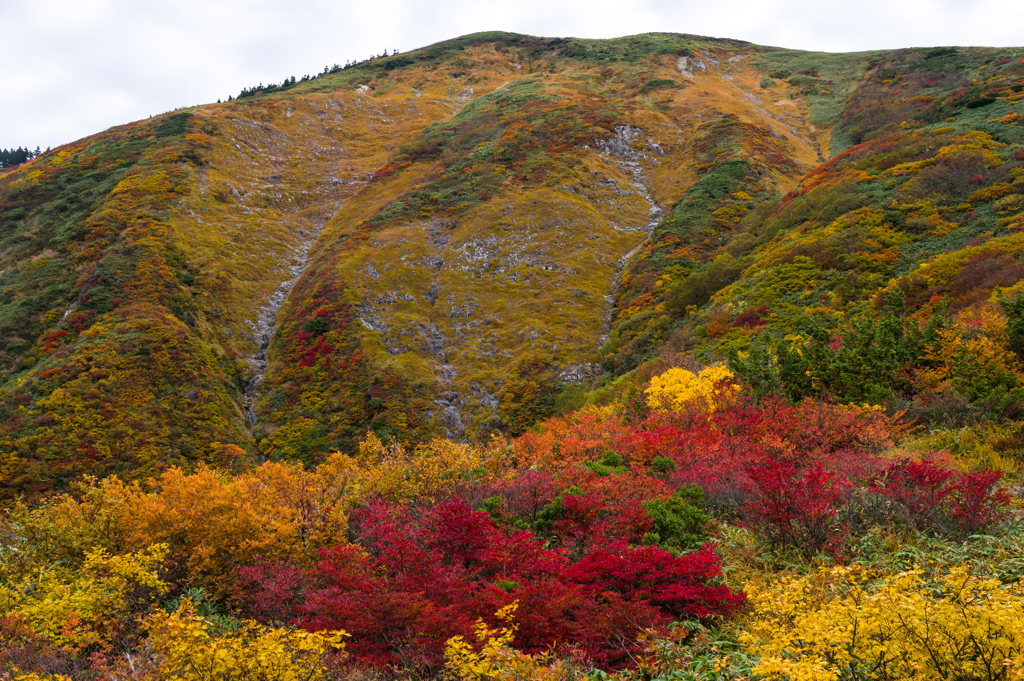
[967,182,1013,204]
[0,475,136,581]
[319,433,513,504]
[0,544,168,647]
[645,365,740,414]
[0,463,351,599]
[993,193,1024,215]
[445,602,519,680]
[126,463,350,591]
[445,602,571,681]
[147,600,348,681]
[922,305,1021,398]
[742,564,1024,681]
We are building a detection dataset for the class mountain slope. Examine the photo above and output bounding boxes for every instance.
[601,45,1024,376]
[643,47,1024,413]
[0,32,1022,498]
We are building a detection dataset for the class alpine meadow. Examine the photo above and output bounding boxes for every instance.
[4,31,1024,680]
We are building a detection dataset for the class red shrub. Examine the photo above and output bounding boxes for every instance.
[0,616,80,678]
[873,459,1010,538]
[564,540,745,619]
[498,578,663,668]
[240,497,745,671]
[744,460,850,556]
[427,499,492,569]
[732,306,770,329]
[626,417,760,508]
[67,310,97,332]
[949,469,1012,536]
[873,459,953,526]
[484,469,559,527]
[541,491,607,556]
[477,528,568,580]
[236,559,307,623]
[41,328,69,353]
[300,544,479,668]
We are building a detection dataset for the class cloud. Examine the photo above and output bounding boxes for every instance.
[2,0,1021,150]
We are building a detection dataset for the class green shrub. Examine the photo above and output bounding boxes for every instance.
[644,485,710,551]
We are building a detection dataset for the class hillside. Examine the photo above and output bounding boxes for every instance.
[0,32,1022,499]
[4,30,1024,681]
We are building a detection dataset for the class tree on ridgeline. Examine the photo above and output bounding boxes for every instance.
[0,146,41,168]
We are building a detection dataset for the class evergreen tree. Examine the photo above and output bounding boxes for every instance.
[0,146,38,168]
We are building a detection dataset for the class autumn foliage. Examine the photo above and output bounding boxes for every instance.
[1,362,1016,679]
[239,498,742,670]
[2,32,1024,681]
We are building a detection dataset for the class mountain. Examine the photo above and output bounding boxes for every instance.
[1,32,1022,499]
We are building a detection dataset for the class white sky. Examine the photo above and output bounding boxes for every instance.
[2,0,1022,151]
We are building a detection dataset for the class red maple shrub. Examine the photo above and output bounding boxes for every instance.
[236,558,307,623]
[471,469,560,529]
[743,460,851,557]
[563,540,745,619]
[238,498,744,670]
[872,459,1011,538]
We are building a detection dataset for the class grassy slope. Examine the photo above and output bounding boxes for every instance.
[281,35,831,449]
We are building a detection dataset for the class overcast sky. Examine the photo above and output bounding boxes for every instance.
[3,0,1023,151]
